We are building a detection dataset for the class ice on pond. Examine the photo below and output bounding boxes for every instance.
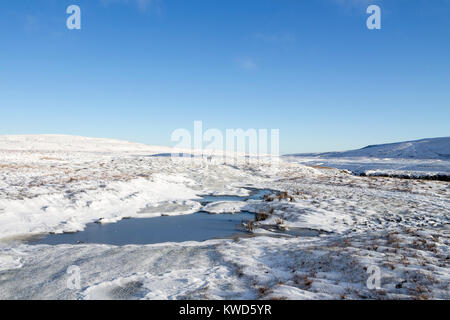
[29,188,306,246]
[28,189,275,246]
[29,211,255,246]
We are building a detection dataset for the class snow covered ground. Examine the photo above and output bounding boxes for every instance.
[284,137,450,179]
[0,135,448,299]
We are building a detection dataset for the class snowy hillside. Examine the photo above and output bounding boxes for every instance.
[0,135,173,154]
[285,137,450,178]
[287,137,450,160]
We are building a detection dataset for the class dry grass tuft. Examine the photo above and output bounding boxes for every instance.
[243,220,255,232]
[255,211,269,222]
[257,286,270,297]
[277,192,289,201]
[294,274,313,289]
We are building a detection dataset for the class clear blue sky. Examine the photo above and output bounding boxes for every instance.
[1,0,449,154]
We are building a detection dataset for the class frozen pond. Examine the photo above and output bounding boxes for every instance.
[29,188,275,246]
[29,211,254,246]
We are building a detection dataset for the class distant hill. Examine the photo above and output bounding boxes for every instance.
[286,137,450,160]
[0,134,173,154]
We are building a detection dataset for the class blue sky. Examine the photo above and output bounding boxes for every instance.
[1,0,449,154]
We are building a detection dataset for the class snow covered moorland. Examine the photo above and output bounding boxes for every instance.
[284,137,450,180]
[0,135,448,299]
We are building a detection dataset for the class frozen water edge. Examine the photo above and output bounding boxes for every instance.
[0,135,449,299]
